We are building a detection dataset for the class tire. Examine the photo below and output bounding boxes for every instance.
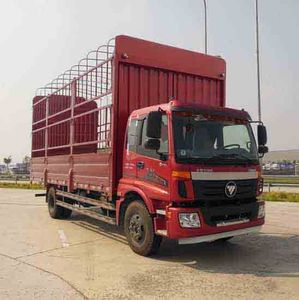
[124,201,162,256]
[47,187,72,219]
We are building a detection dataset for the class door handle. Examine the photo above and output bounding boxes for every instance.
[136,161,145,169]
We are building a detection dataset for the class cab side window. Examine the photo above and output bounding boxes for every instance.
[138,115,168,159]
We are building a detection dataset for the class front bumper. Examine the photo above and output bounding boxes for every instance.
[155,202,265,240]
[178,225,262,244]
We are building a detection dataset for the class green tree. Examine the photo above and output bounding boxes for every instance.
[3,156,12,172]
[23,155,31,174]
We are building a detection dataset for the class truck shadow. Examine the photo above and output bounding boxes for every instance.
[69,214,299,277]
[157,233,299,277]
[69,214,127,245]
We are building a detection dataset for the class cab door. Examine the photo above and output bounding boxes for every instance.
[135,114,170,201]
[122,118,141,180]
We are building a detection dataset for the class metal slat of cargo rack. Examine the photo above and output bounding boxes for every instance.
[56,200,116,225]
[56,190,115,211]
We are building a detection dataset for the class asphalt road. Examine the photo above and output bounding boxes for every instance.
[0,188,298,299]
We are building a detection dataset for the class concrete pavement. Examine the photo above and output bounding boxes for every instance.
[0,188,298,299]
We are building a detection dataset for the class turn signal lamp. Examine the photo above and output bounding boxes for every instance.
[171,171,191,179]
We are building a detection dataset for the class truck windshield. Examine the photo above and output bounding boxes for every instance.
[173,113,258,164]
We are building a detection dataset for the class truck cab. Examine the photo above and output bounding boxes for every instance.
[118,100,267,255]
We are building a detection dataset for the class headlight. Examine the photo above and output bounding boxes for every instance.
[258,204,265,218]
[179,213,201,228]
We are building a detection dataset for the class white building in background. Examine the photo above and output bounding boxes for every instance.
[263,163,271,171]
[271,163,281,171]
[0,164,6,173]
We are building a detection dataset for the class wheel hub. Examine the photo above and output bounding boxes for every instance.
[129,214,145,243]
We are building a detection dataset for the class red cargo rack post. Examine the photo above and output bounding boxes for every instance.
[70,80,76,155]
[44,96,49,184]
[44,97,49,158]
[68,80,76,191]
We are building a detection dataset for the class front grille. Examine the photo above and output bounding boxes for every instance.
[192,179,259,226]
[192,179,257,207]
[211,212,250,223]
[201,203,259,226]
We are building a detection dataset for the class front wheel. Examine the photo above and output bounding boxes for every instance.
[124,201,162,256]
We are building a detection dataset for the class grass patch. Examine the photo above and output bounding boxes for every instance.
[261,192,299,203]
[0,182,44,190]
[264,176,299,184]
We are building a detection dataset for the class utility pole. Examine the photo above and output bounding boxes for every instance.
[255,0,262,122]
[203,0,207,54]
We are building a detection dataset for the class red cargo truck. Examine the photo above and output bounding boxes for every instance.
[31,35,268,256]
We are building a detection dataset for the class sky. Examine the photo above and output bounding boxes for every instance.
[0,0,298,163]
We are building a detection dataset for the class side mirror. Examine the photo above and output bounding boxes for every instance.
[146,111,162,138]
[144,138,160,151]
[258,145,268,154]
[257,124,267,146]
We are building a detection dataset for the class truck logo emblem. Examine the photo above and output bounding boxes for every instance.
[225,181,237,198]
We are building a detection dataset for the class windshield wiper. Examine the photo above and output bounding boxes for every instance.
[177,153,257,165]
[177,157,205,163]
[224,153,256,162]
[176,156,213,164]
[207,153,255,164]
[205,154,234,161]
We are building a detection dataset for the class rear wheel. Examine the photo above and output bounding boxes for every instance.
[47,187,72,219]
[124,201,162,256]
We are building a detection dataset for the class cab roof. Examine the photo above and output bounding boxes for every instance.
[130,100,251,121]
